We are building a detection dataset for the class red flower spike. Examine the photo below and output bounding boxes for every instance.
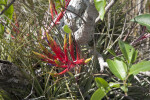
[51,0,71,26]
[39,43,56,59]
[33,32,91,75]
[46,32,64,61]
[52,0,58,15]
[56,68,69,75]
[75,42,80,60]
[50,1,54,20]
[64,34,68,62]
[69,33,75,61]
[49,0,58,20]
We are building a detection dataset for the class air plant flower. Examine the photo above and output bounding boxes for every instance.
[33,32,91,75]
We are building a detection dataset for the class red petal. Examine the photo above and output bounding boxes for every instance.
[52,1,58,15]
[75,42,80,60]
[39,43,57,59]
[58,68,68,75]
[73,59,84,64]
[49,0,54,20]
[46,32,64,61]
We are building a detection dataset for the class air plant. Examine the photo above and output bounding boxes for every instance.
[33,32,91,75]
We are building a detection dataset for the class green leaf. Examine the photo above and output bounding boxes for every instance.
[129,61,150,75]
[0,89,11,100]
[95,77,109,90]
[90,88,106,100]
[4,5,14,20]
[94,0,106,20]
[109,82,120,88]
[121,86,128,93]
[108,49,116,56]
[119,40,138,64]
[0,0,6,5]
[63,25,72,33]
[107,58,127,80]
[131,14,150,31]
[0,24,4,38]
[91,77,110,100]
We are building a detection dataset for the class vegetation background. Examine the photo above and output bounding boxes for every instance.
[0,0,150,100]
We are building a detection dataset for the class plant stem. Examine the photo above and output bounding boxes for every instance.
[123,74,130,96]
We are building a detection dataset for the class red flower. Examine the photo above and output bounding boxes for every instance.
[33,32,91,75]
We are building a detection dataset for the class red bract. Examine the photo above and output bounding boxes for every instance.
[33,32,91,75]
[49,0,58,20]
[50,0,71,26]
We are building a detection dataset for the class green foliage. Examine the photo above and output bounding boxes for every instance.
[129,61,150,75]
[109,82,120,88]
[118,40,138,64]
[0,89,11,100]
[95,77,110,90]
[0,24,4,38]
[0,0,14,20]
[94,0,106,20]
[91,88,106,100]
[91,40,150,99]
[63,25,72,33]
[0,0,150,100]
[4,5,14,20]
[0,0,14,38]
[0,0,6,5]
[91,77,110,100]
[131,14,150,32]
[107,58,127,80]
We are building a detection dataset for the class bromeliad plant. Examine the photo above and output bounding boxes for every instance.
[91,40,150,100]
[33,29,91,75]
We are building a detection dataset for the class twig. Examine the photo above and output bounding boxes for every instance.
[62,6,86,24]
[23,76,34,100]
[0,0,16,15]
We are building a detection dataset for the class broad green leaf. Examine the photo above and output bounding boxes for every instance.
[121,86,128,93]
[94,0,106,20]
[0,0,6,5]
[95,77,109,90]
[63,25,72,33]
[4,5,14,20]
[0,24,4,38]
[119,40,138,64]
[90,88,106,100]
[129,61,150,75]
[109,82,120,88]
[131,14,150,31]
[107,58,127,80]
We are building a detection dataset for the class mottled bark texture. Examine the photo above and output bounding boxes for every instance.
[63,0,98,44]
